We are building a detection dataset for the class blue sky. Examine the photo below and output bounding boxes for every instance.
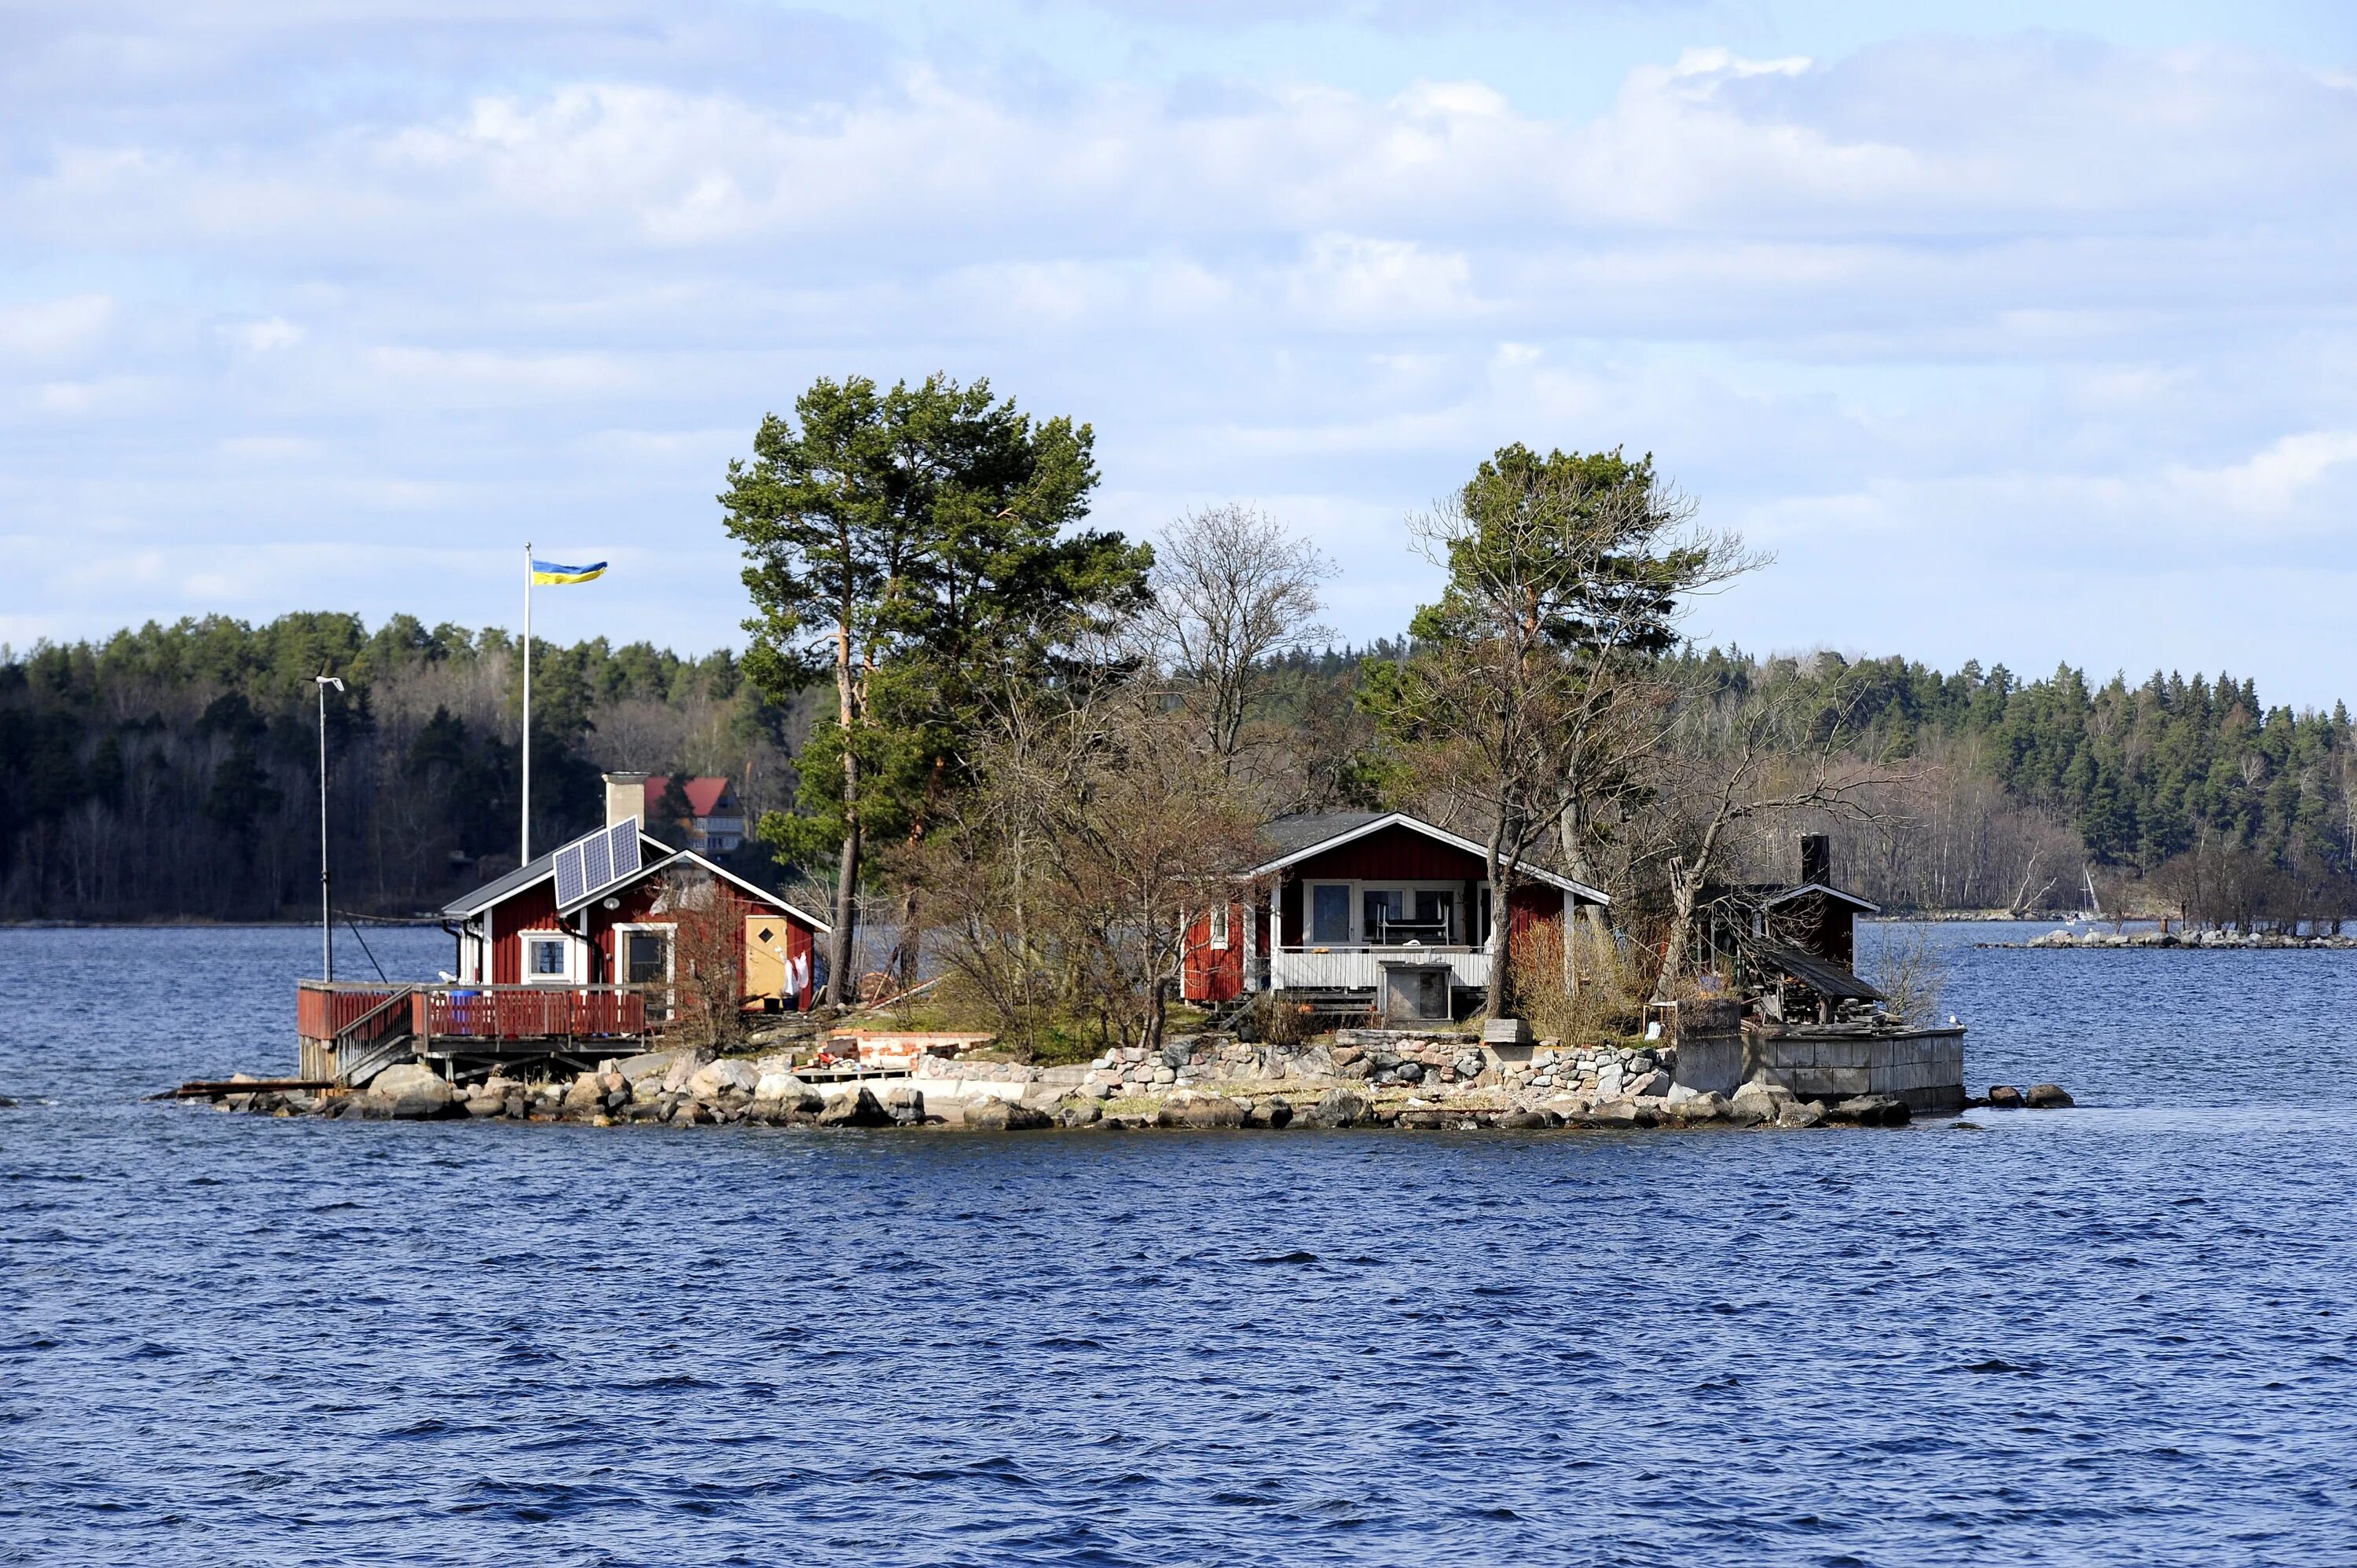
[5,1,2357,704]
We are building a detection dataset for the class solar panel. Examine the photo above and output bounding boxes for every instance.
[582,830,613,892]
[548,818,645,910]
[607,818,640,881]
[552,841,588,907]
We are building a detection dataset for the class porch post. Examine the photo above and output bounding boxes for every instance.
[1266,880,1281,991]
[1562,887,1578,998]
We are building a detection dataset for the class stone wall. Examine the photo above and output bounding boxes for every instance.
[1744,1027,1965,1112]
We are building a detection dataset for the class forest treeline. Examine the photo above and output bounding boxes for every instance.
[0,613,811,921]
[2,610,2351,928]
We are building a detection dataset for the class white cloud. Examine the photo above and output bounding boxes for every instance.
[2165,431,2357,515]
[0,294,113,356]
[6,14,2357,702]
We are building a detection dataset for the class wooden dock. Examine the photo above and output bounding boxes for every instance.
[299,980,666,1086]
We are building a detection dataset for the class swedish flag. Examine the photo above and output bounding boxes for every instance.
[530,559,607,585]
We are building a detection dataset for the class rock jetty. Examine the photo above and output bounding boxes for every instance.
[1992,928,2356,951]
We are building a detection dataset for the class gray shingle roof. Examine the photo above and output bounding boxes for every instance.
[1260,811,1387,856]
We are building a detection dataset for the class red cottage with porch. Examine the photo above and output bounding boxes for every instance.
[1181,811,1610,1021]
[299,811,828,1084]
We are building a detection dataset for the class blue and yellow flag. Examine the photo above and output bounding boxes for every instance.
[530,559,607,585]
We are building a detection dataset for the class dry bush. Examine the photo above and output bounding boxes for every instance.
[660,870,750,1053]
[1507,920,1649,1044]
[1240,991,1317,1049]
[1860,924,1949,1027]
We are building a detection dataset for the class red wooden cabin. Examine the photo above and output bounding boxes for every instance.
[1180,811,1609,1017]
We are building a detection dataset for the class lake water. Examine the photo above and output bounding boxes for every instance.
[2,922,2352,1566]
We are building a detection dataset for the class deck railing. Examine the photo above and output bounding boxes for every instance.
[299,980,669,1060]
[1266,945,1492,991]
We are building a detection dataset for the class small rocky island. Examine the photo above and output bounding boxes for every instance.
[180,1004,2069,1132]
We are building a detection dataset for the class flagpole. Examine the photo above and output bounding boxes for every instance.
[522,541,533,865]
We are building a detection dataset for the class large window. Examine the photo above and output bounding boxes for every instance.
[1309,884,1351,943]
[1363,888,1455,945]
[623,929,671,984]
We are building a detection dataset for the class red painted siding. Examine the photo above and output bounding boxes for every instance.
[489,881,561,984]
[1286,825,1490,883]
[1180,902,1248,1003]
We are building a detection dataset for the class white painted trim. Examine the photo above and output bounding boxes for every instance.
[1762,882,1881,914]
[520,930,584,984]
[1208,903,1230,950]
[1249,811,1609,904]
[554,845,834,933]
[1303,880,1355,945]
[613,921,677,985]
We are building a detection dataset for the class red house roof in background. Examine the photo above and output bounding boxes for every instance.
[651,776,734,818]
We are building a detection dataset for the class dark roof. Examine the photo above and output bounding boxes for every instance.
[1252,810,1608,904]
[1750,939,1885,1002]
[1763,881,1880,914]
[440,830,676,918]
[441,848,558,917]
[1260,811,1387,856]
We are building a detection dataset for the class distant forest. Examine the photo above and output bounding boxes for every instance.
[2,612,2352,925]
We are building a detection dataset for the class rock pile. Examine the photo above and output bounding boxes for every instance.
[2018,929,2355,950]
[187,1035,2055,1135]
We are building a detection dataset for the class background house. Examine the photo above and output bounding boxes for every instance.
[603,771,750,855]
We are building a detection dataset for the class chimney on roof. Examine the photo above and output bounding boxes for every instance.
[1799,833,1831,888]
[603,771,651,831]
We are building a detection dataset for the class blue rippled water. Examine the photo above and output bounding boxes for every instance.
[2,923,2353,1566]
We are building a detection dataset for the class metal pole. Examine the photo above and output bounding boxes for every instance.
[320,676,332,982]
[522,540,533,865]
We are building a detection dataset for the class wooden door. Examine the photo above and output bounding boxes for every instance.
[744,914,790,1002]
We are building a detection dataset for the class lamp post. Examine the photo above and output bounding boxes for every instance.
[312,674,345,981]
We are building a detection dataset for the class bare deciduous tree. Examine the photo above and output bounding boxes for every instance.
[1142,504,1333,764]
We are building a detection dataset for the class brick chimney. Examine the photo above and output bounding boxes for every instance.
[1799,833,1831,888]
[603,771,651,830]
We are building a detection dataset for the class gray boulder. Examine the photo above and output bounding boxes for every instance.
[662,1049,717,1094]
[687,1058,760,1099]
[2025,1083,2075,1108]
[1728,1079,1795,1127]
[1986,1084,2025,1108]
[964,1097,1053,1132]
[1255,1097,1295,1130]
[1622,1068,1670,1099]
[1307,1088,1369,1128]
[368,1063,444,1099]
[1060,1097,1102,1128]
[1157,1094,1245,1130]
[612,1050,676,1086]
[1831,1094,1910,1126]
[463,1094,505,1119]
[1285,1045,1336,1079]
[1667,1092,1731,1123]
[1497,1108,1556,1130]
[1775,1097,1825,1128]
[815,1087,894,1128]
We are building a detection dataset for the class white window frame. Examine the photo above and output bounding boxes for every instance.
[1208,903,1231,950]
[1303,881,1354,947]
[1299,878,1492,947]
[521,932,583,984]
[614,921,677,986]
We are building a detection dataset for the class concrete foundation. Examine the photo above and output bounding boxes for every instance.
[1744,1026,1966,1112]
